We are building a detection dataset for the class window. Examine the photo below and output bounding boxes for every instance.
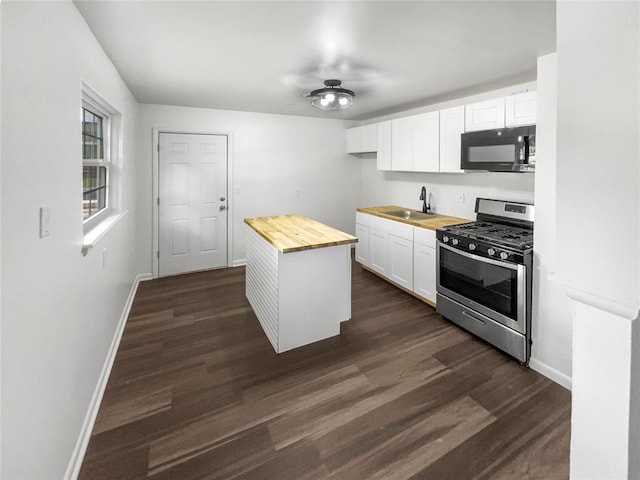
[81,81,124,255]
[82,107,108,220]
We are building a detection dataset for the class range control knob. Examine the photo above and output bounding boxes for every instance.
[451,238,459,246]
[442,235,449,243]
[468,243,476,251]
[500,252,510,260]
[488,248,496,256]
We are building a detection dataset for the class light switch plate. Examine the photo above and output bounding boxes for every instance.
[39,207,51,238]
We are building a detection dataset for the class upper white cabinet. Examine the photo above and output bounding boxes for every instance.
[505,91,537,127]
[360,88,537,172]
[391,111,439,172]
[465,98,506,131]
[377,121,392,171]
[439,106,465,173]
[413,112,440,172]
[346,124,378,153]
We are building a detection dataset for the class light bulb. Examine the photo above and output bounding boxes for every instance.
[339,96,349,106]
[320,97,329,106]
[325,93,335,103]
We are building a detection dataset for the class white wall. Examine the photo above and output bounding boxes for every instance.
[530,53,573,389]
[555,2,640,478]
[1,2,141,478]
[137,104,361,271]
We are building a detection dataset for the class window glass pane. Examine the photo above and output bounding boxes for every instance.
[83,135,103,160]
[83,166,96,192]
[82,166,107,219]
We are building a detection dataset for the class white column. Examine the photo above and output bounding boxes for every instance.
[556,2,640,478]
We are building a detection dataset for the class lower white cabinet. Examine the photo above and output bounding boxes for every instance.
[389,234,413,290]
[355,223,370,265]
[356,212,437,304]
[413,228,437,303]
[369,227,389,276]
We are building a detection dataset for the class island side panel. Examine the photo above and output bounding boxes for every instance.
[245,225,280,352]
[277,244,352,353]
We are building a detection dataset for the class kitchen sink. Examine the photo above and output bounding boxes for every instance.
[384,209,437,220]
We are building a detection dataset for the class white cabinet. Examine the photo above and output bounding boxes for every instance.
[346,124,378,153]
[413,112,440,172]
[439,106,465,173]
[413,228,437,303]
[356,212,438,304]
[389,235,413,290]
[355,213,370,266]
[391,116,413,171]
[465,98,506,131]
[369,228,389,276]
[505,91,537,127]
[391,112,439,172]
[377,121,392,171]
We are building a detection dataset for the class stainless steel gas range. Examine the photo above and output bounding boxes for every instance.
[436,198,534,363]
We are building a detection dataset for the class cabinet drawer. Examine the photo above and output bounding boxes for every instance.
[388,220,413,241]
[414,227,436,247]
[355,211,371,226]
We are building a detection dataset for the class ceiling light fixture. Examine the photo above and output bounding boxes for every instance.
[306,79,355,111]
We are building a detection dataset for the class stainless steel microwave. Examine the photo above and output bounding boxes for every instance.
[461,125,535,172]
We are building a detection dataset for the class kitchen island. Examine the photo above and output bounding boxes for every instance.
[244,214,357,353]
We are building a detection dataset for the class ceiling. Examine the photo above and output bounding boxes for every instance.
[74,1,556,121]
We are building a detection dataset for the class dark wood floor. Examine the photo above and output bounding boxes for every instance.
[79,261,571,480]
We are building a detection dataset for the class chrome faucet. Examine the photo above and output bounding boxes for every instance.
[420,186,431,213]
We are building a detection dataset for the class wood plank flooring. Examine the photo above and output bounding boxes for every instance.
[79,261,571,480]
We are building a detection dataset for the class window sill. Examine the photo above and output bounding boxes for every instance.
[82,210,128,256]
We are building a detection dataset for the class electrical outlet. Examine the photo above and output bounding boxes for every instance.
[458,193,465,203]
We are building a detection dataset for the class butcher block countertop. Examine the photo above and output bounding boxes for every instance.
[245,214,358,253]
[357,206,471,230]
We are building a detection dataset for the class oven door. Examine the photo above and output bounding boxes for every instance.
[436,243,526,334]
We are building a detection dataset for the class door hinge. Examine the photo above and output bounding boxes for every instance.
[157,250,160,259]
[157,143,160,152]
[157,197,160,206]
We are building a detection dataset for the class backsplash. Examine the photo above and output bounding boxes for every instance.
[359,160,535,220]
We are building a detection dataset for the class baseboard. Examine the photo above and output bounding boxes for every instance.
[529,357,572,391]
[64,272,152,480]
[232,259,246,267]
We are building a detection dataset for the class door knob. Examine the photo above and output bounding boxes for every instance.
[219,205,226,211]
[220,196,226,201]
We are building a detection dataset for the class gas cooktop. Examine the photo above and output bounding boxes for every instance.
[441,221,533,251]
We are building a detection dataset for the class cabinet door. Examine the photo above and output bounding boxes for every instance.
[391,116,413,171]
[505,91,537,127]
[345,126,363,153]
[355,224,370,266]
[369,228,389,276]
[413,243,436,303]
[389,234,413,290]
[439,106,465,173]
[465,98,506,131]
[412,111,440,172]
[377,121,392,170]
[362,124,378,152]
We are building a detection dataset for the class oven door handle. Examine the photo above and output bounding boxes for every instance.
[438,242,519,271]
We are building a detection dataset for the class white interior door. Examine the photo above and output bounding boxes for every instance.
[158,133,228,277]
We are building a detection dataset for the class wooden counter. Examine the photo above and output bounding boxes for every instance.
[245,214,357,253]
[356,206,470,230]
[244,215,354,353]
